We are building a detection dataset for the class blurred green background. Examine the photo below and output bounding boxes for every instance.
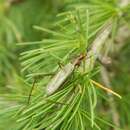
[0,0,130,130]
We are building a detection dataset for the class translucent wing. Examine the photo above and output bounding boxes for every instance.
[46,63,75,95]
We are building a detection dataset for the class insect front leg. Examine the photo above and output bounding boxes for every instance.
[27,72,55,105]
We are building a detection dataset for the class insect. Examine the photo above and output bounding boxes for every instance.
[46,53,121,98]
[46,54,86,95]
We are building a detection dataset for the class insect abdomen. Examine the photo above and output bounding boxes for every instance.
[46,63,74,95]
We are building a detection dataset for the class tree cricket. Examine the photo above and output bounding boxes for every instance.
[46,53,121,98]
[46,53,86,95]
[28,53,121,99]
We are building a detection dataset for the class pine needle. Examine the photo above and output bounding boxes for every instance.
[90,79,122,99]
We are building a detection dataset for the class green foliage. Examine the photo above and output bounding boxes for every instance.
[0,0,130,130]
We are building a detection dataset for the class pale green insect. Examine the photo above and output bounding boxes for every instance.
[46,22,112,96]
[46,54,86,95]
[46,63,75,95]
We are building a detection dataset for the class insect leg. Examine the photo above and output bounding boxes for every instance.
[27,78,37,105]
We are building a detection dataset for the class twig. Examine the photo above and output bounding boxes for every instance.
[84,20,112,71]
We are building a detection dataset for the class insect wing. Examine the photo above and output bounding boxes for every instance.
[46,63,75,95]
